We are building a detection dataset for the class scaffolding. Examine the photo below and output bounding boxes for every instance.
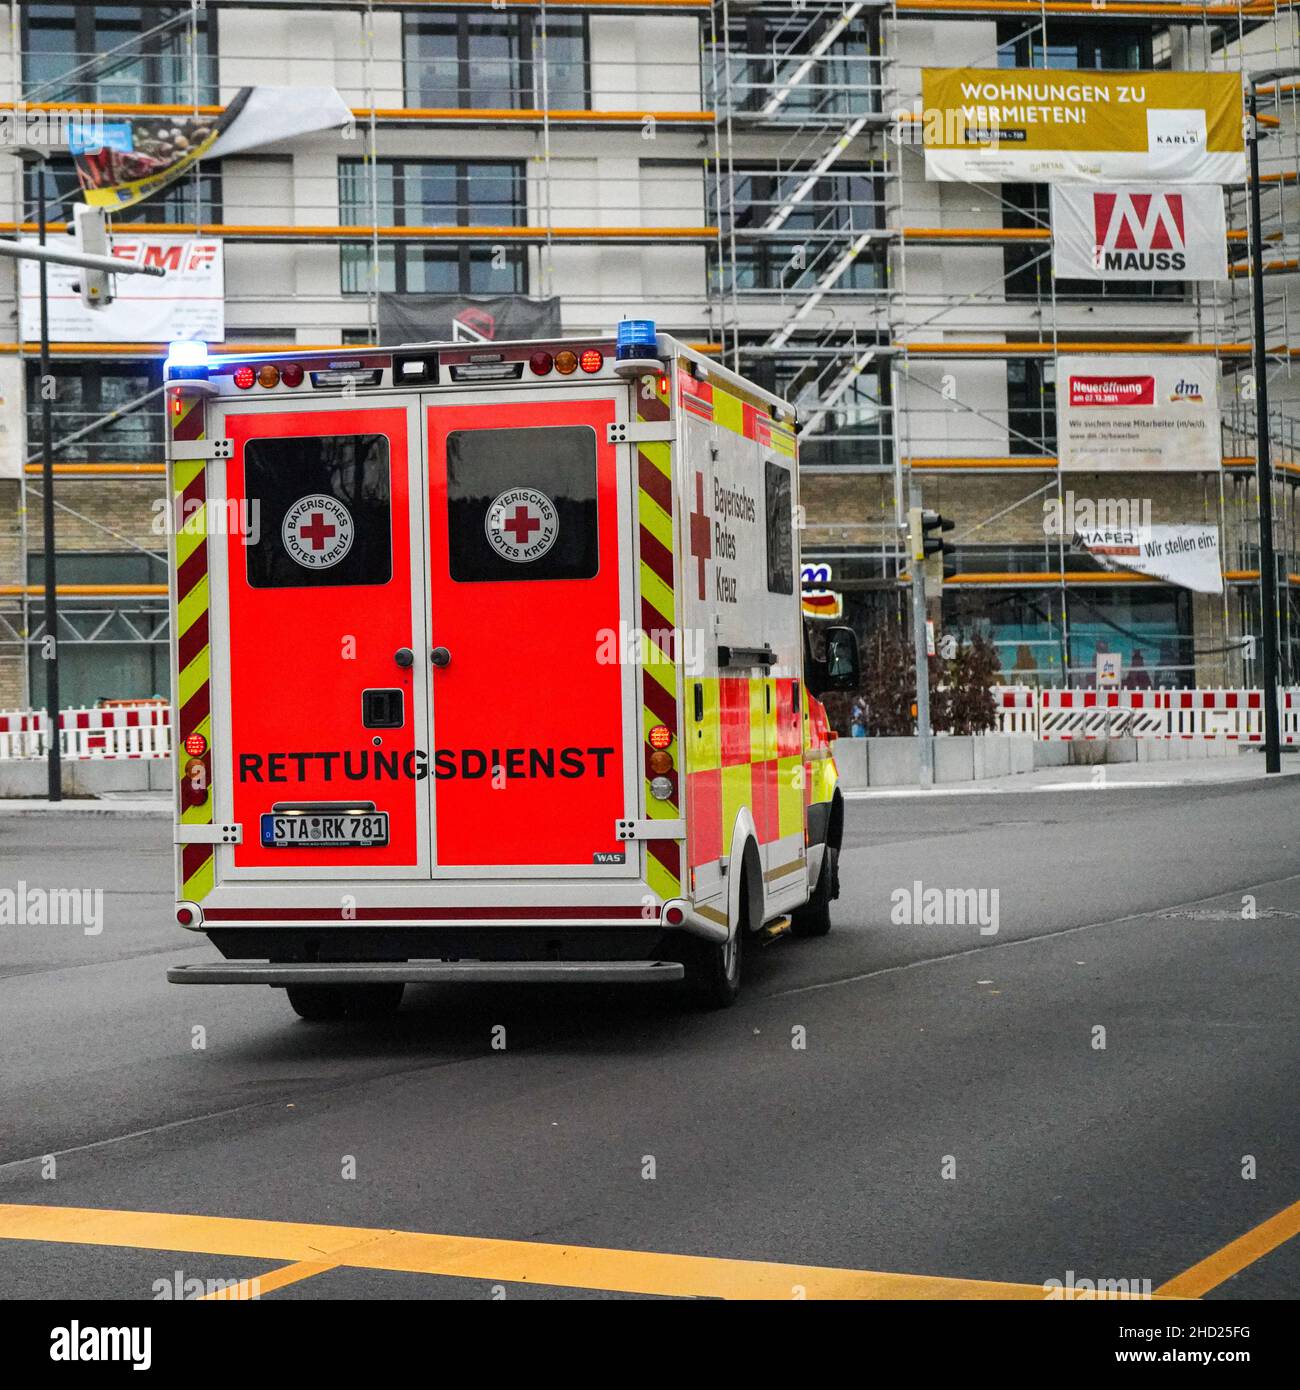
[2,0,1300,701]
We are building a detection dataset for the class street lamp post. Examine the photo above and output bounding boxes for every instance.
[1247,69,1300,775]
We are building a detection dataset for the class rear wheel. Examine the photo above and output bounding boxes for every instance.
[676,886,746,1009]
[285,983,404,1021]
[791,845,837,938]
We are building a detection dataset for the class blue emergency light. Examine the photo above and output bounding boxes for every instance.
[616,319,658,361]
[165,339,209,379]
[613,319,664,379]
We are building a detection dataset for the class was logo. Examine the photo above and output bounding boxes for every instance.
[485,487,558,563]
[281,495,355,569]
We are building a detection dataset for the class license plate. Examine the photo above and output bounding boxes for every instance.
[261,811,389,848]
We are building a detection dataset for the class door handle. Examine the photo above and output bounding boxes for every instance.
[394,647,414,668]
[430,646,452,668]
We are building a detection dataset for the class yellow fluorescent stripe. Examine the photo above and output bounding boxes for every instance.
[1156,1199,1300,1299]
[181,855,214,904]
[173,513,207,572]
[642,657,676,705]
[0,1204,1085,1300]
[640,439,671,477]
[644,856,678,900]
[198,1260,339,1301]
[639,565,676,627]
[171,456,203,493]
[176,647,210,709]
[176,574,209,636]
[638,491,674,552]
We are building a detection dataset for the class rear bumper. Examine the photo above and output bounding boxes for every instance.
[168,959,684,985]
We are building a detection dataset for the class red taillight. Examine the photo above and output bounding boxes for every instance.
[648,724,672,750]
[657,375,670,396]
[233,366,255,389]
[183,732,207,757]
[176,907,194,926]
[665,906,685,926]
[579,348,603,373]
[280,363,304,387]
[529,351,553,376]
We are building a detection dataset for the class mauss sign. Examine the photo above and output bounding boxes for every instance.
[1057,355,1221,473]
[1051,185,1227,281]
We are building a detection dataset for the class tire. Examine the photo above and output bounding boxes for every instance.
[285,982,404,1021]
[791,845,837,938]
[676,893,745,1009]
[678,927,742,1009]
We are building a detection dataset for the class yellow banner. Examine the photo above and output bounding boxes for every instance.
[919,68,1245,184]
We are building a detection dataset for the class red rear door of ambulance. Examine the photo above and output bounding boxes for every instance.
[424,393,636,877]
[215,398,429,879]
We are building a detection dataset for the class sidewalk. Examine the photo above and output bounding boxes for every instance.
[842,750,1300,798]
[0,793,171,817]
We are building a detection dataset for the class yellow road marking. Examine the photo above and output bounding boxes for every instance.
[1156,1198,1300,1299]
[0,1203,1052,1300]
[198,1260,339,1301]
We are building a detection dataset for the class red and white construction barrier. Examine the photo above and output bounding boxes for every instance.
[0,704,172,760]
[995,687,1300,742]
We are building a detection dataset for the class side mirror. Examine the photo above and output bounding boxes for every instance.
[823,626,860,692]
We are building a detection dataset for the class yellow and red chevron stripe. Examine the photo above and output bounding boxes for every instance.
[636,376,680,902]
[171,389,215,902]
[677,368,796,458]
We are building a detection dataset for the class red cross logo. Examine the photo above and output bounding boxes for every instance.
[689,471,712,600]
[297,512,337,551]
[504,504,541,544]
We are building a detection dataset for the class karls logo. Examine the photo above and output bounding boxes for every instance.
[485,487,558,563]
[282,495,354,569]
[1091,192,1187,273]
[1068,375,1155,408]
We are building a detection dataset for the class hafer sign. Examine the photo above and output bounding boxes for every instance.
[19,236,224,343]
[1056,355,1220,473]
[1051,185,1227,281]
[1080,524,1223,594]
[920,69,1245,184]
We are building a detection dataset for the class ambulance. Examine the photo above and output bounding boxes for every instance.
[163,322,859,1017]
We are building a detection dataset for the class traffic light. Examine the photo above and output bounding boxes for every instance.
[72,205,113,309]
[907,506,956,595]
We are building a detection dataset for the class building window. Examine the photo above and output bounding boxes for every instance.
[24,155,221,226]
[339,158,526,295]
[403,9,588,109]
[25,361,160,464]
[25,551,169,708]
[1006,359,1057,456]
[23,3,217,105]
[746,346,893,470]
[710,166,885,294]
[996,21,1152,70]
[712,11,883,117]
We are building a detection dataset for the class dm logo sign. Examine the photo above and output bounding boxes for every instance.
[282,495,355,569]
[485,487,558,563]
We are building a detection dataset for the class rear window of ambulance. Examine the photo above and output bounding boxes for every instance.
[244,434,393,589]
[446,425,598,583]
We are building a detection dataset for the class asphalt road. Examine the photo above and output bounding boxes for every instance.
[1,777,1298,1300]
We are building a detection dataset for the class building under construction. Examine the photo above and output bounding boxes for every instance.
[1,0,1298,709]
